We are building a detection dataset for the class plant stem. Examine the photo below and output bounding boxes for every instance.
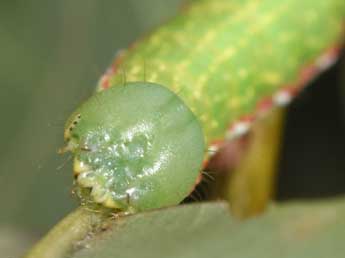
[23,207,107,258]
[228,107,286,218]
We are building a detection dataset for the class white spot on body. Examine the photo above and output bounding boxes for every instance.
[316,54,337,72]
[273,90,292,106]
[208,144,220,157]
[227,121,250,139]
[126,187,136,196]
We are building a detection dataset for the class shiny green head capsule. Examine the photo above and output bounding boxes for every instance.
[61,82,205,212]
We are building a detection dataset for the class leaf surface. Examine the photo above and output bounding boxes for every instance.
[71,198,345,258]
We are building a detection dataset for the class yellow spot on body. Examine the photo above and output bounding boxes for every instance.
[193,90,202,100]
[158,63,167,72]
[174,32,188,46]
[211,120,219,129]
[261,72,282,85]
[128,65,141,78]
[200,114,208,123]
[195,30,216,52]
[195,74,208,93]
[148,72,158,82]
[73,158,91,176]
[261,13,275,27]
[238,68,248,79]
[174,60,189,80]
[238,38,248,48]
[104,196,123,209]
[228,97,241,109]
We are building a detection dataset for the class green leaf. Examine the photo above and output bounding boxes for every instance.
[69,198,345,258]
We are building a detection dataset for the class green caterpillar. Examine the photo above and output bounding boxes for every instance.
[61,0,345,212]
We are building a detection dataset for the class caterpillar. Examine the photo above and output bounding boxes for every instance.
[61,0,345,212]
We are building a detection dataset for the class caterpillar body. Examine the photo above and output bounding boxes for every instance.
[62,0,345,212]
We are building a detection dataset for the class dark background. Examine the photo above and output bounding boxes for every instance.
[0,1,344,256]
[277,56,345,200]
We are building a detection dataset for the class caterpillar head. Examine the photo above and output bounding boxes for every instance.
[61,82,205,212]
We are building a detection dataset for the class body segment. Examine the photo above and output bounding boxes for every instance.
[99,0,344,143]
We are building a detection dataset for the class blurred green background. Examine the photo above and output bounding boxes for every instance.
[0,1,182,256]
[1,1,345,257]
